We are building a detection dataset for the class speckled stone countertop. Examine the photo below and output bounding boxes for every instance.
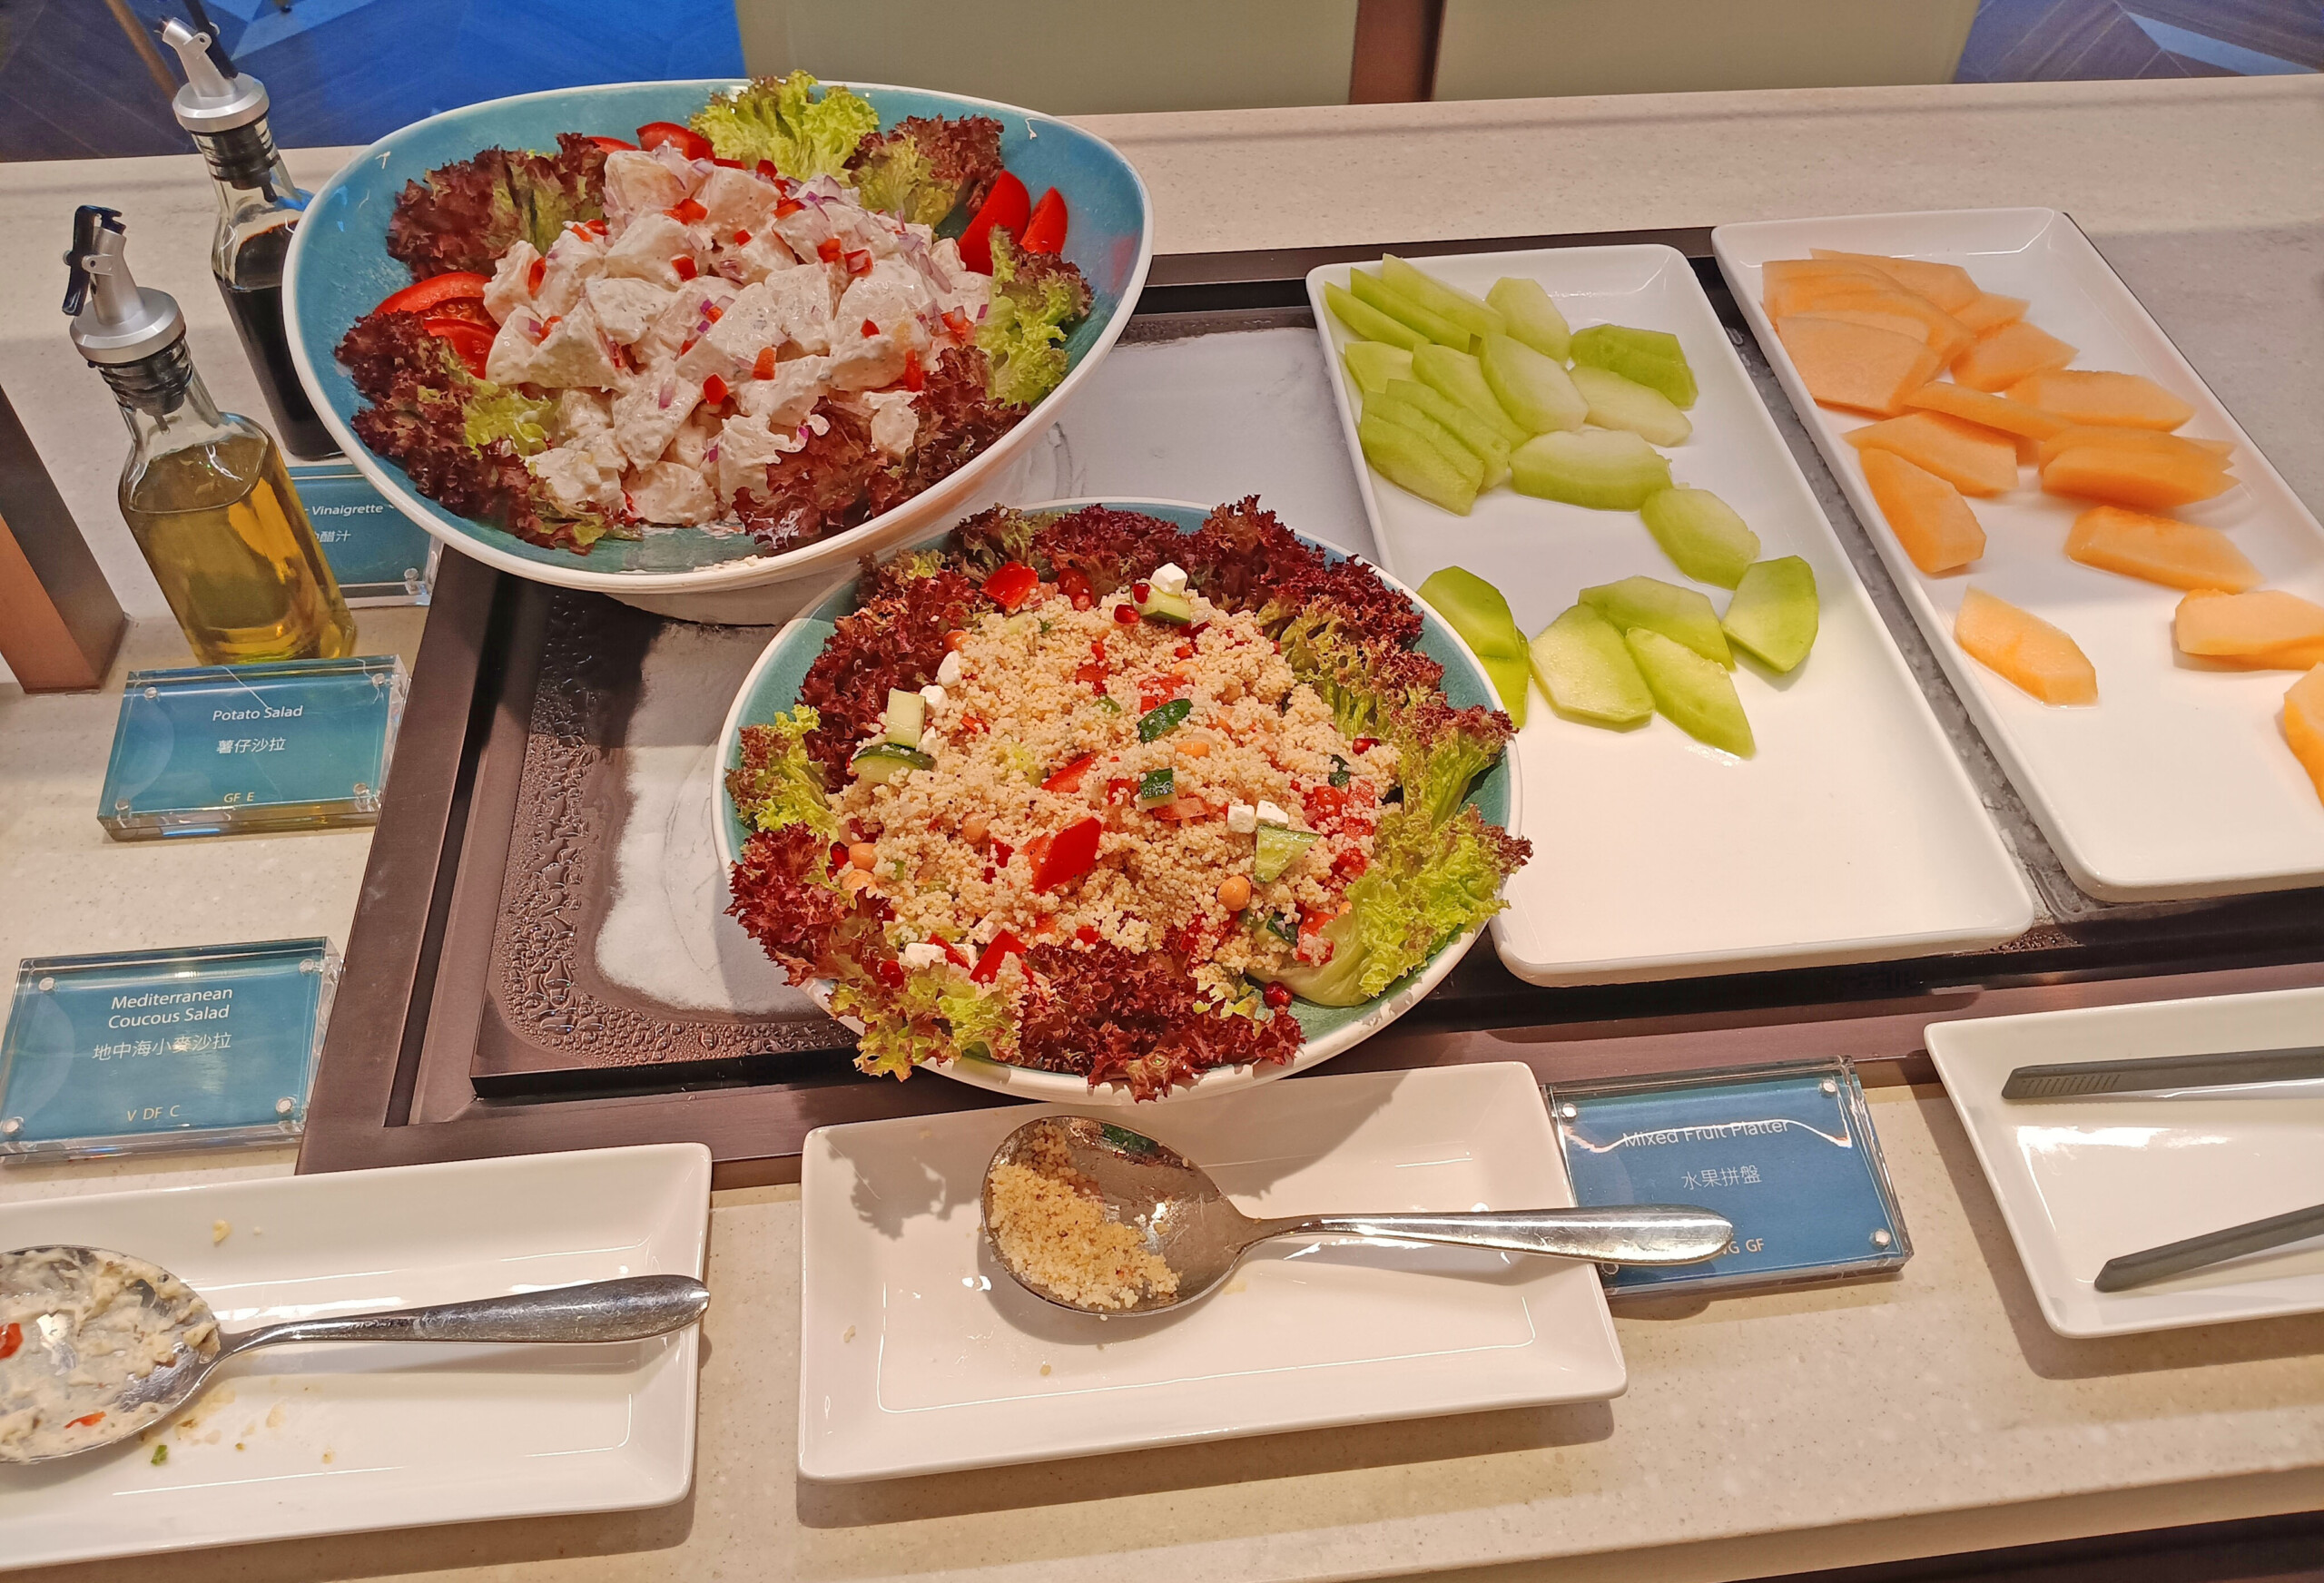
[2,75,2321,1583]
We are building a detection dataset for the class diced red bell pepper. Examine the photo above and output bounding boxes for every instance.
[704,303,724,323]
[669,197,708,225]
[958,171,1030,275]
[0,1322,18,1360]
[732,228,752,246]
[970,930,1029,983]
[902,350,926,391]
[711,157,745,169]
[991,839,1012,865]
[586,135,637,152]
[776,199,805,219]
[1041,752,1097,793]
[702,373,729,405]
[1033,816,1102,892]
[526,256,547,295]
[753,347,776,380]
[1057,566,1095,609]
[672,256,698,281]
[756,159,779,182]
[984,561,1040,612]
[876,959,905,990]
[861,318,881,339]
[845,249,873,278]
[940,940,973,970]
[66,1411,105,1429]
[1020,187,1068,255]
[420,318,493,379]
[636,121,713,161]
[941,307,974,341]
[1074,660,1109,689]
[373,270,490,319]
[817,237,843,264]
[532,314,562,342]
[1076,925,1101,945]
[1104,776,1136,805]
[1352,736,1378,754]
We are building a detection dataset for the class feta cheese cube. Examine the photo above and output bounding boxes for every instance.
[919,683,947,712]
[899,941,944,971]
[935,650,962,685]
[1226,802,1259,835]
[1256,800,1292,828]
[1149,562,1188,596]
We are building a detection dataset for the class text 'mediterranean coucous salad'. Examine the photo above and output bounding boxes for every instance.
[334,74,1092,556]
[724,499,1531,1098]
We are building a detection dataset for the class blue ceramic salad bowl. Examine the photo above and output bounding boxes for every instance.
[283,80,1151,604]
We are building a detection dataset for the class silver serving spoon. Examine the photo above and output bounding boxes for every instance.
[0,1244,709,1465]
[980,1116,1733,1315]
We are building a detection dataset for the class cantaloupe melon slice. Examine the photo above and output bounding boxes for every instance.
[2043,446,2232,510]
[1901,381,2073,439]
[1763,257,1889,300]
[1809,249,1983,312]
[1777,316,1945,418]
[1861,447,1986,574]
[2284,666,2324,806]
[2036,427,2235,470]
[1807,306,1950,345]
[2064,506,2261,593]
[1846,410,2020,496]
[1955,586,2097,705]
[2005,370,2195,431]
[1953,294,2030,337]
[1768,277,1973,358]
[1953,321,2078,392]
[2175,589,2324,666]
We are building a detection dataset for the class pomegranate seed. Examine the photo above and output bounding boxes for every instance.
[1131,581,1150,602]
[1352,736,1378,753]
[1264,981,1292,1009]
[1113,604,1137,625]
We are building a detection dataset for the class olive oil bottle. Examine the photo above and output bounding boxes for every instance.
[65,205,352,665]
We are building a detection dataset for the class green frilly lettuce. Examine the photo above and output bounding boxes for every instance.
[724,707,838,841]
[976,234,1091,408]
[690,73,879,180]
[837,964,1015,1080]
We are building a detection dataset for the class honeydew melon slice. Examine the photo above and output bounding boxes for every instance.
[1324,281,1427,353]
[1349,267,1474,351]
[1481,331,1589,435]
[1382,379,1512,483]
[1530,604,1653,727]
[1487,276,1571,360]
[1381,256,1506,342]
[1626,628,1755,756]
[1721,556,1820,673]
[1581,574,1733,667]
[1413,344,1529,439]
[1570,364,1692,447]
[1341,340,1414,399]
[1570,324,1699,408]
[1640,487,1760,589]
[1512,428,1671,512]
[1358,409,1478,516]
[1417,565,1531,727]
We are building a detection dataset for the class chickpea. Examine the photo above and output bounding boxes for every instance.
[840,868,874,892]
[960,811,990,845]
[1177,739,1211,759]
[1216,873,1253,912]
[941,630,968,654]
[848,841,879,870]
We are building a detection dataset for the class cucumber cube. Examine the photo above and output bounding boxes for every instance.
[1382,256,1506,342]
[1384,379,1512,481]
[1417,565,1532,727]
[1721,556,1820,673]
[1640,487,1760,589]
[1412,344,1520,438]
[1324,280,1426,353]
[1368,398,1488,490]
[1341,340,1413,399]
[1252,823,1320,884]
[1487,277,1571,360]
[1350,267,1474,350]
[1359,410,1478,515]
[1581,574,1734,667]
[1510,428,1673,511]
[1570,364,1693,447]
[1626,629,1754,757]
[1530,604,1653,727]
[1481,331,1588,435]
[1571,324,1698,408]
[883,686,926,748]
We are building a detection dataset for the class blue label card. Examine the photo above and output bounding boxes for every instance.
[1548,1059,1910,1296]
[0,939,338,1159]
[98,655,408,840]
[290,461,438,605]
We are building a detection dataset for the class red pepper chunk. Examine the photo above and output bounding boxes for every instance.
[941,307,973,341]
[1041,752,1096,793]
[862,318,880,339]
[902,350,925,391]
[876,959,906,990]
[672,256,698,281]
[0,1322,18,1360]
[817,237,843,264]
[776,199,804,219]
[757,159,779,182]
[636,121,713,161]
[526,256,547,295]
[66,1411,105,1429]
[983,561,1039,612]
[845,250,873,278]
[704,303,724,323]
[372,270,490,319]
[753,347,776,380]
[1033,817,1102,892]
[732,229,752,246]
[668,197,707,225]
[1020,187,1068,255]
[702,373,729,405]
[970,930,1029,984]
[1076,926,1101,945]
[586,135,636,152]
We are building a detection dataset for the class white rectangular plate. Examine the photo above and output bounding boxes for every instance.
[1927,988,2324,1337]
[798,1063,1623,1481]
[1307,246,2032,985]
[0,1143,710,1571]
[1716,209,2324,901]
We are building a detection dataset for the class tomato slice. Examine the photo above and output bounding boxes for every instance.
[1033,817,1103,893]
[373,271,489,319]
[636,121,713,162]
[1020,187,1068,255]
[970,930,1029,984]
[586,135,637,152]
[958,172,1030,275]
[983,560,1040,613]
[421,318,493,379]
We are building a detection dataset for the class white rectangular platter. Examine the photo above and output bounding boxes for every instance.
[1926,987,2324,1338]
[1716,208,2324,901]
[0,1143,710,1571]
[797,1063,1623,1481]
[1307,245,2032,985]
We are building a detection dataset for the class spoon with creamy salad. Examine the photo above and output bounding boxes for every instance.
[0,1245,708,1465]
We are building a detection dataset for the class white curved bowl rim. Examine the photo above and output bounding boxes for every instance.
[710,497,1524,1106]
[282,81,1155,596]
